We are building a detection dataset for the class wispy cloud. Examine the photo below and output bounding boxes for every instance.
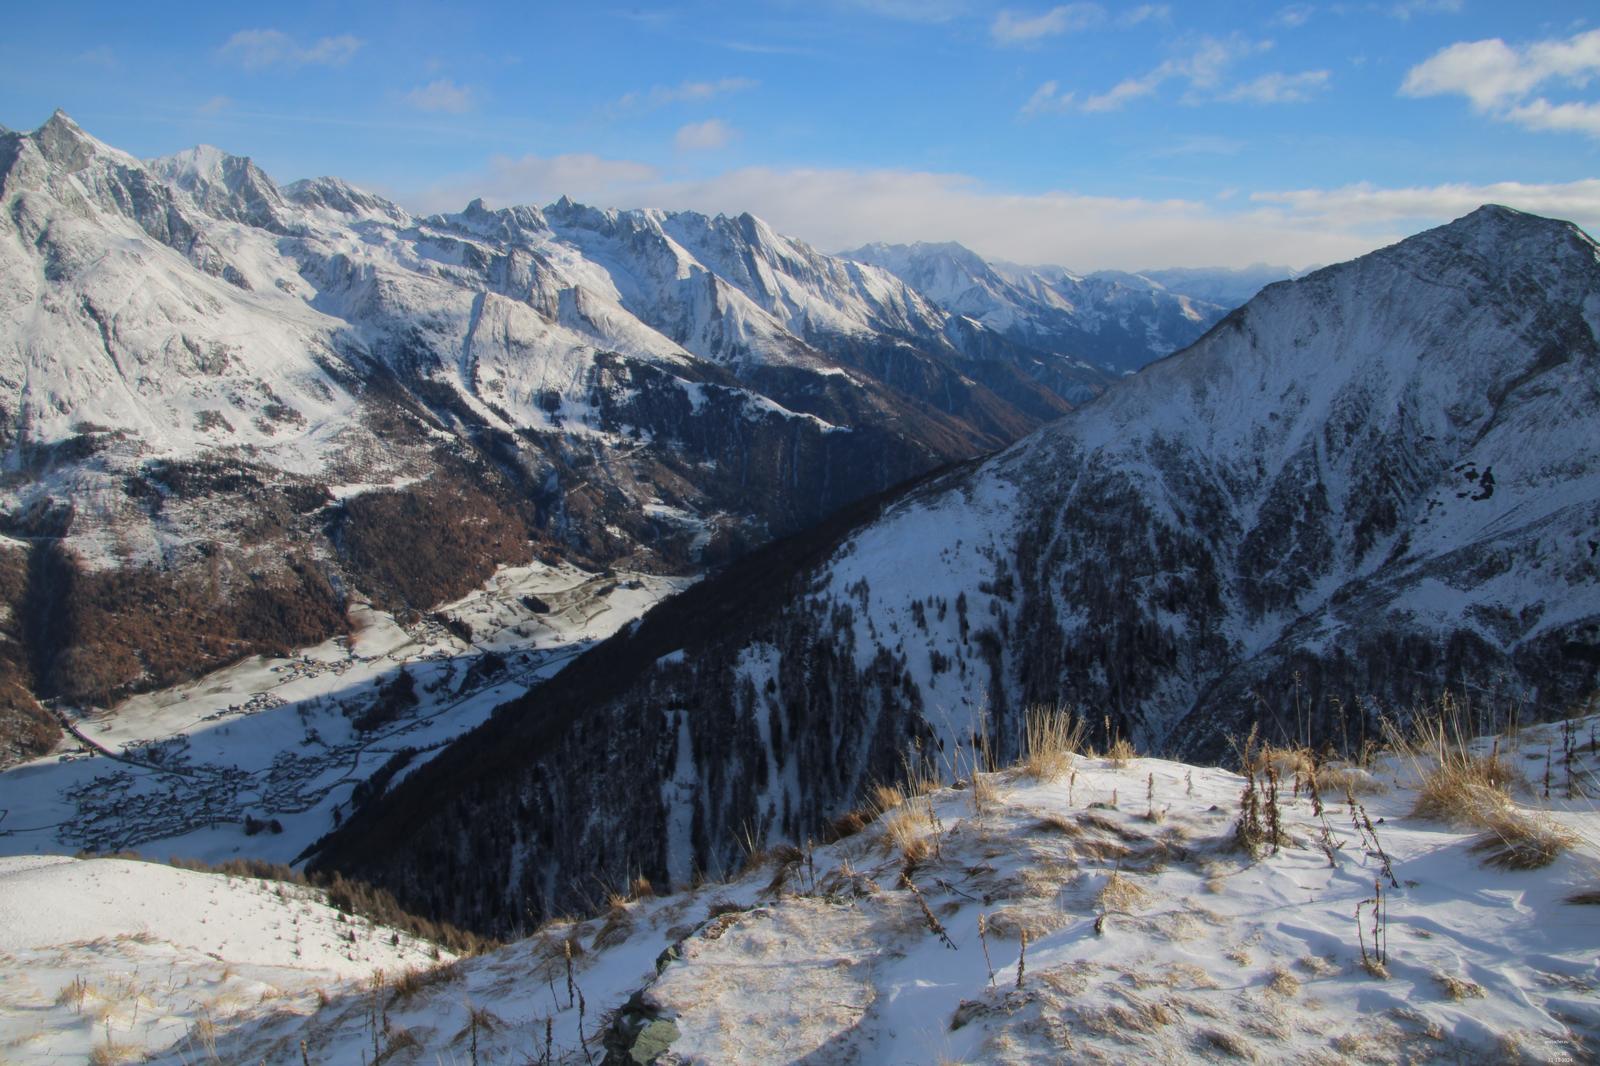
[219,29,363,71]
[1271,4,1314,28]
[417,153,661,212]
[991,4,1105,45]
[1389,0,1462,20]
[616,77,758,111]
[1220,69,1330,103]
[197,95,233,116]
[674,118,737,151]
[1146,134,1248,157]
[1120,4,1171,26]
[1401,29,1600,137]
[412,152,1595,270]
[1251,178,1600,228]
[1026,35,1326,114]
[76,45,118,70]
[1020,81,1075,116]
[842,0,969,21]
[404,79,477,114]
[1079,35,1278,112]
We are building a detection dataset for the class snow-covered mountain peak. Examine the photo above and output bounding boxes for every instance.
[28,109,138,173]
[847,238,1234,372]
[281,174,409,225]
[147,144,290,231]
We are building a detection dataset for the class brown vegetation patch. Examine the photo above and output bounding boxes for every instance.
[338,474,533,612]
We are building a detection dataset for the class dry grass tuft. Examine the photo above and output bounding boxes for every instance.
[870,783,906,815]
[824,807,873,842]
[969,771,999,817]
[1401,715,1520,827]
[1267,966,1302,997]
[985,905,1068,940]
[1296,955,1340,977]
[1023,705,1085,781]
[1098,871,1150,912]
[881,808,931,865]
[1433,972,1486,1001]
[390,959,463,1001]
[1197,1028,1256,1060]
[88,1039,142,1066]
[1105,737,1137,768]
[1467,810,1578,871]
[1032,812,1083,837]
[1316,764,1387,796]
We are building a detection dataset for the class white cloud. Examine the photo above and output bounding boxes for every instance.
[405,155,1600,273]
[404,79,476,114]
[1390,0,1462,20]
[1082,74,1164,112]
[1272,4,1314,28]
[219,29,363,70]
[197,96,233,116]
[1504,98,1600,137]
[416,153,661,213]
[617,77,758,111]
[1146,134,1247,157]
[991,4,1105,45]
[1076,35,1279,112]
[674,119,737,151]
[843,0,969,21]
[1401,29,1600,137]
[1020,81,1075,116]
[1250,179,1600,230]
[1220,69,1330,103]
[1120,5,1171,27]
[76,46,118,70]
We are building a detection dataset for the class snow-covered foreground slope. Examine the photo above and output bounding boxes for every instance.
[117,716,1600,1065]
[0,558,689,866]
[0,855,447,1063]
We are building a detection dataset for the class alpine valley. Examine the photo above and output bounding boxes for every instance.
[1,112,1598,1062]
[0,110,1223,766]
[298,198,1600,937]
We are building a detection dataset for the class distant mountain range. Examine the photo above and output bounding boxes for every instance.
[316,204,1600,934]
[843,241,1294,374]
[0,112,1272,759]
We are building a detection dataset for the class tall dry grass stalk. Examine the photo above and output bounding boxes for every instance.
[1022,705,1086,781]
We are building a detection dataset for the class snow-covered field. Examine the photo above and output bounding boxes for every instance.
[0,855,447,1064]
[0,560,692,867]
[60,714,1589,1065]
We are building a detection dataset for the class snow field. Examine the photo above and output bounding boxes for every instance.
[0,855,449,1064]
[142,715,1600,1064]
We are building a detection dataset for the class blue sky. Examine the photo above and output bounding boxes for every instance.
[2,1,1596,268]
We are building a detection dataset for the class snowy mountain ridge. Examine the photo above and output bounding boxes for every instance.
[0,111,1119,746]
[843,239,1281,373]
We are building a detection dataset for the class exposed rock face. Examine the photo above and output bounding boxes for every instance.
[316,206,1600,936]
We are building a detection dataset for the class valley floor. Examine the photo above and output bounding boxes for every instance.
[0,559,692,868]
